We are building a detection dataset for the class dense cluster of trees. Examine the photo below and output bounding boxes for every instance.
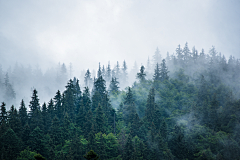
[1,43,240,159]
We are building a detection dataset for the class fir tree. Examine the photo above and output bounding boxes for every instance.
[109,77,120,95]
[159,59,169,81]
[1,129,22,160]
[19,99,28,127]
[0,102,7,125]
[94,104,106,134]
[136,65,146,82]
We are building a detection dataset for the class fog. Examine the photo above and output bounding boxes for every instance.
[0,0,240,107]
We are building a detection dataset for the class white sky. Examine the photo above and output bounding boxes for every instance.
[0,0,240,74]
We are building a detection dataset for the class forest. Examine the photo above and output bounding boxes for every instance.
[1,43,240,160]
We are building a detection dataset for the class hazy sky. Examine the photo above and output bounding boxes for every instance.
[0,0,240,74]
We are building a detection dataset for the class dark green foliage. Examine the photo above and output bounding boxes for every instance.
[0,129,22,160]
[84,150,100,160]
[34,153,46,160]
[17,147,37,160]
[123,134,134,160]
[50,115,63,146]
[0,102,7,125]
[19,99,28,127]
[28,127,48,158]
[94,104,106,134]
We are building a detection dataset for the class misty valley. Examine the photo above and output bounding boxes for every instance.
[1,43,240,160]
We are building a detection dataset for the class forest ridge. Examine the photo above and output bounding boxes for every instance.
[1,43,240,159]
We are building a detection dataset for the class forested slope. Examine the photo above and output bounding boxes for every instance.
[1,44,240,160]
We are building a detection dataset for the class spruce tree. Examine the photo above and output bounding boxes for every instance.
[109,77,120,95]
[84,69,92,88]
[29,89,40,119]
[153,63,161,82]
[1,129,22,160]
[136,65,146,82]
[94,104,106,134]
[53,90,62,121]
[28,127,48,158]
[122,60,128,87]
[123,134,134,160]
[159,59,169,81]
[0,102,7,125]
[50,115,63,146]
[19,99,28,127]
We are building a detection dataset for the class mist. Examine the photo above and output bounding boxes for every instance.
[1,0,239,72]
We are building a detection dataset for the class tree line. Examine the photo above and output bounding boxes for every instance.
[1,43,240,159]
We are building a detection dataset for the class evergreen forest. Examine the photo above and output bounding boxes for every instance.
[1,43,240,160]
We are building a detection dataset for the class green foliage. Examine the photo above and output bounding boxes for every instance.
[17,147,37,160]
[84,150,100,160]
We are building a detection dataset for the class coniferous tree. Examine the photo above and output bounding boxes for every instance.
[152,47,162,67]
[97,63,102,78]
[115,61,121,80]
[8,106,21,137]
[41,103,50,134]
[94,104,106,134]
[122,60,128,87]
[159,59,169,81]
[1,129,22,160]
[153,63,161,82]
[29,89,40,119]
[106,62,112,84]
[28,127,48,158]
[47,99,55,119]
[63,79,76,122]
[123,134,134,160]
[54,90,62,121]
[84,150,100,160]
[136,65,146,82]
[50,115,63,146]
[0,102,7,125]
[84,69,92,88]
[109,77,120,95]
[19,99,28,127]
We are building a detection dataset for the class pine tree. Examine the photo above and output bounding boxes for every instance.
[136,65,146,82]
[97,63,102,78]
[54,90,62,121]
[8,106,21,137]
[159,59,169,81]
[115,61,121,80]
[145,88,155,122]
[0,102,7,125]
[50,115,63,146]
[29,89,40,118]
[63,79,76,122]
[41,103,50,134]
[84,69,92,88]
[122,60,128,87]
[1,129,22,160]
[123,134,134,160]
[28,127,48,158]
[106,62,112,84]
[84,150,100,160]
[123,88,137,125]
[109,77,120,95]
[94,104,106,134]
[153,63,160,82]
[47,99,55,119]
[19,99,28,127]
